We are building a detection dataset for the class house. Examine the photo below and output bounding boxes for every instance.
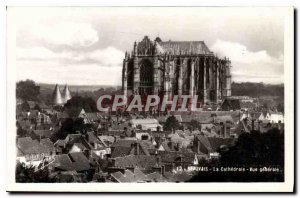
[157,151,199,172]
[78,109,102,124]
[258,111,284,123]
[110,140,150,158]
[135,131,152,141]
[17,137,56,167]
[129,118,163,131]
[192,135,236,159]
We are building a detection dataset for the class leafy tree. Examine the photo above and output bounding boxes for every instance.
[188,128,284,182]
[277,103,284,113]
[20,101,30,112]
[16,80,40,101]
[219,128,284,166]
[16,121,27,137]
[189,119,201,131]
[51,118,86,141]
[163,115,180,132]
[64,96,98,118]
[16,162,53,183]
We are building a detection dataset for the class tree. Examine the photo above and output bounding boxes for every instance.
[277,103,284,113]
[163,115,180,132]
[16,162,53,183]
[20,101,30,112]
[219,128,284,167]
[51,118,86,141]
[16,80,40,101]
[64,96,98,118]
[189,119,201,131]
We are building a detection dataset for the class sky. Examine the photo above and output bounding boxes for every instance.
[11,7,285,85]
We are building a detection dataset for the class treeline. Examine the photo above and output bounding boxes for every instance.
[231,82,284,97]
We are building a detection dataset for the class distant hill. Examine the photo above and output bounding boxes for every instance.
[231,82,284,98]
[37,83,121,105]
[38,83,120,93]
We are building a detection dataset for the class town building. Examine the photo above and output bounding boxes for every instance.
[122,36,232,105]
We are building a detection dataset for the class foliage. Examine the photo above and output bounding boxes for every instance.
[188,128,284,182]
[16,121,27,137]
[20,101,30,112]
[163,115,180,132]
[52,118,86,140]
[16,80,40,101]
[16,162,53,183]
[219,128,284,166]
[189,119,201,131]
[64,96,98,118]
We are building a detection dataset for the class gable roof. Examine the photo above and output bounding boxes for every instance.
[52,152,90,171]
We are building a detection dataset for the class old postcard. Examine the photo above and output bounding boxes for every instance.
[6,7,294,192]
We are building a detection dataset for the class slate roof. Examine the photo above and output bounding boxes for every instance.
[111,140,150,158]
[112,155,156,169]
[52,152,91,172]
[86,132,101,144]
[17,137,55,155]
[157,41,212,55]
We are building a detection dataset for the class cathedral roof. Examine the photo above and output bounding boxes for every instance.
[157,41,212,55]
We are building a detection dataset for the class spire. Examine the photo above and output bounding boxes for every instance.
[62,84,72,104]
[52,84,63,105]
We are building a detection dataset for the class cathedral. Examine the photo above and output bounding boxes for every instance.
[122,36,232,105]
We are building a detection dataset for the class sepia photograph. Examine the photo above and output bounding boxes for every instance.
[6,6,294,192]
